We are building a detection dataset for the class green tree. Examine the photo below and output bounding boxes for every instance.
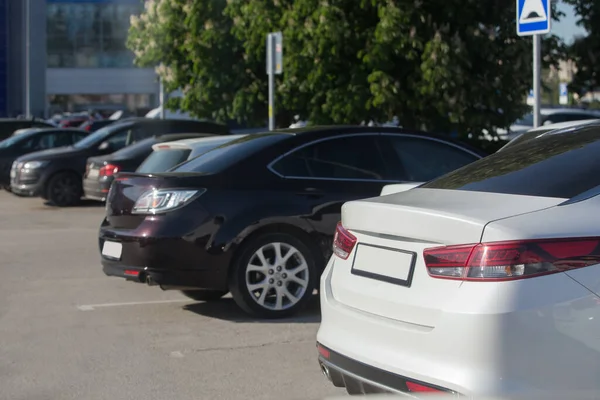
[129,0,564,133]
[564,0,600,96]
[128,0,265,125]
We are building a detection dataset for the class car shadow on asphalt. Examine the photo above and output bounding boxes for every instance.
[183,294,321,323]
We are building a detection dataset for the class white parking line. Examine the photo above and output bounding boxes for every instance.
[76,299,191,311]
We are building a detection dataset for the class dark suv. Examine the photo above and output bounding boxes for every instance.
[11,118,230,206]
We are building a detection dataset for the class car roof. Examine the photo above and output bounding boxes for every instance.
[499,120,600,152]
[539,107,600,116]
[268,125,488,156]
[526,119,600,133]
[152,134,247,151]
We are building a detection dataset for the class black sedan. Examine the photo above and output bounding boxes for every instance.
[83,133,234,201]
[99,126,486,319]
[0,128,88,190]
[11,118,230,207]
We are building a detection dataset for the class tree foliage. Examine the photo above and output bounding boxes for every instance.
[564,0,600,95]
[128,0,563,134]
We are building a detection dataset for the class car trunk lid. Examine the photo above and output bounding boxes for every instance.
[330,188,565,327]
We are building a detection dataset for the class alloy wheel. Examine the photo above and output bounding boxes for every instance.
[244,242,310,311]
[50,174,79,205]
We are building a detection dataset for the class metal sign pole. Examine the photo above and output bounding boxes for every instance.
[267,34,275,131]
[159,77,166,119]
[25,0,31,118]
[266,32,282,131]
[516,0,551,129]
[533,34,541,128]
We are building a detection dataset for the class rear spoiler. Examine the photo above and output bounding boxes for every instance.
[380,183,421,196]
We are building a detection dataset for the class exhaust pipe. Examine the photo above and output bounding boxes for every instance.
[320,362,331,381]
[146,275,157,286]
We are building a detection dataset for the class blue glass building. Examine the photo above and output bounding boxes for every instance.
[2,0,158,118]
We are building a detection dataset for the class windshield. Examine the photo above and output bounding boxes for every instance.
[72,123,129,149]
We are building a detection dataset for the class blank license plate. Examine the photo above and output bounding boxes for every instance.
[351,243,416,287]
[102,241,122,259]
[87,168,99,179]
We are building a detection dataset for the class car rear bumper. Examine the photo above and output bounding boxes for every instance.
[317,257,600,397]
[316,344,454,396]
[99,221,231,291]
[83,177,111,201]
[101,262,223,290]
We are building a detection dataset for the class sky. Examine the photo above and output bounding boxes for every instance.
[553,1,587,43]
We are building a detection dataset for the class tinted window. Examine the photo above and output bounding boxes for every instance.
[386,136,479,181]
[422,125,600,199]
[0,131,36,148]
[109,137,158,159]
[73,123,132,149]
[187,135,247,158]
[70,132,88,144]
[52,132,74,147]
[543,114,567,124]
[500,121,599,152]
[514,113,534,127]
[132,125,154,141]
[105,130,132,151]
[137,149,192,173]
[272,135,388,180]
[174,133,288,173]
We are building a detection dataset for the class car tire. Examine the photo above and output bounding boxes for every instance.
[180,289,228,302]
[229,232,318,319]
[46,171,82,207]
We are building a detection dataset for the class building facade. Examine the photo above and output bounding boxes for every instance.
[0,0,159,118]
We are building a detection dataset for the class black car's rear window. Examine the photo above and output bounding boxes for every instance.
[172,133,288,174]
[422,124,600,199]
[137,149,192,173]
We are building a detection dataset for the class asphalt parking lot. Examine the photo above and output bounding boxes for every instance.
[0,191,343,400]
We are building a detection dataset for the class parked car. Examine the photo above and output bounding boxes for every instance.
[79,119,116,133]
[0,118,55,141]
[0,128,89,191]
[83,133,242,201]
[136,134,250,174]
[497,107,600,140]
[498,119,600,152]
[317,121,600,396]
[98,126,486,318]
[10,118,230,207]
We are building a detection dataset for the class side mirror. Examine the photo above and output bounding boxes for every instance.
[98,141,112,152]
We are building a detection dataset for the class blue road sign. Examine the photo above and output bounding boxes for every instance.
[517,0,551,36]
[559,83,568,97]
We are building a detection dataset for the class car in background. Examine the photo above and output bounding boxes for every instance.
[498,107,600,140]
[98,126,486,319]
[0,128,89,191]
[11,118,230,207]
[0,118,55,140]
[136,134,249,174]
[83,133,242,201]
[317,121,600,397]
[498,119,600,152]
[79,119,116,133]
